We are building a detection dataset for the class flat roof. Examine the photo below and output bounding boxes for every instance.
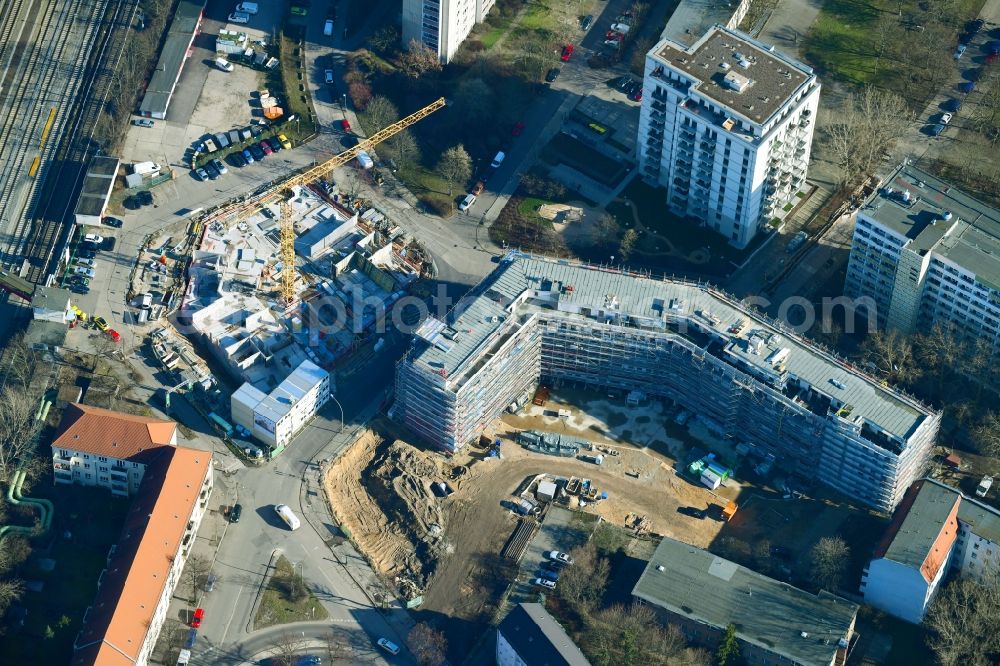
[660,0,739,48]
[139,1,205,116]
[407,253,934,440]
[633,537,858,666]
[32,285,70,312]
[72,446,211,665]
[74,157,119,219]
[860,164,1000,290]
[874,479,959,570]
[653,25,814,126]
[497,603,591,666]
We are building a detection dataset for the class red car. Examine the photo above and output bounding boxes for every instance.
[561,44,574,61]
[631,88,643,102]
[512,121,525,136]
[107,329,121,343]
[341,118,351,132]
[259,141,273,156]
[605,30,623,41]
[191,608,204,628]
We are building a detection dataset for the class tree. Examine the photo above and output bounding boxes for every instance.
[618,229,639,261]
[859,327,917,384]
[715,624,739,666]
[583,603,711,666]
[324,627,356,660]
[269,632,312,666]
[0,387,42,483]
[348,81,373,110]
[399,39,442,78]
[437,144,472,196]
[408,622,447,665]
[362,95,400,133]
[915,322,965,396]
[925,565,1000,666]
[182,555,211,600]
[970,78,1000,145]
[367,25,400,54]
[809,537,849,591]
[971,412,1000,458]
[823,87,912,183]
[557,542,610,612]
[454,78,495,123]
[384,130,421,169]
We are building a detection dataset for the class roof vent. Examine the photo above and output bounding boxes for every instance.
[801,632,809,639]
[656,564,665,572]
[943,211,953,221]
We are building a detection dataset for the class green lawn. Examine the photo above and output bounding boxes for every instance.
[254,555,330,629]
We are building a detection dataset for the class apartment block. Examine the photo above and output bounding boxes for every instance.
[231,359,331,452]
[496,603,590,666]
[51,404,179,497]
[394,252,940,512]
[637,24,820,248]
[402,0,495,63]
[861,478,1000,623]
[844,164,1000,352]
[633,537,858,666]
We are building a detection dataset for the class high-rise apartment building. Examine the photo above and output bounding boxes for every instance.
[637,24,820,248]
[394,252,940,512]
[402,0,495,64]
[844,164,1000,353]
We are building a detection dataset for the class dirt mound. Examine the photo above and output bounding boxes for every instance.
[325,433,448,587]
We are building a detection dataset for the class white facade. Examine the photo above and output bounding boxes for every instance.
[402,0,495,63]
[863,555,948,624]
[638,25,820,248]
[231,359,331,450]
[844,165,1000,353]
[53,447,152,496]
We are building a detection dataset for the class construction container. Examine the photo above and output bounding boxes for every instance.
[536,481,557,502]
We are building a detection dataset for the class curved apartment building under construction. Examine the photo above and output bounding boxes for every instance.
[394,253,939,512]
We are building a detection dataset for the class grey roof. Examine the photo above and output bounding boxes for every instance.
[31,285,71,312]
[661,0,740,48]
[899,479,1000,548]
[74,157,119,219]
[497,603,591,666]
[878,479,959,569]
[861,164,1000,291]
[409,253,933,440]
[653,25,814,126]
[633,538,858,666]
[139,1,205,116]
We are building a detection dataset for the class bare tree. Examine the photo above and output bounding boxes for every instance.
[971,412,1000,458]
[399,39,442,78]
[156,619,186,666]
[367,26,400,54]
[0,334,36,388]
[0,578,25,617]
[859,327,917,384]
[182,555,211,600]
[970,78,1000,146]
[591,213,621,248]
[384,130,421,170]
[362,95,400,133]
[584,603,711,666]
[618,229,639,262]
[324,627,356,660]
[823,87,912,183]
[269,632,312,666]
[408,622,447,666]
[557,542,610,612]
[809,537,850,591]
[915,322,965,395]
[925,564,1000,666]
[436,144,472,196]
[0,387,42,483]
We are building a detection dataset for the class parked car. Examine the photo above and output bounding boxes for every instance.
[266,137,282,152]
[102,216,123,228]
[968,18,985,34]
[512,121,525,136]
[83,233,104,244]
[943,97,963,112]
[107,329,121,343]
[580,14,593,30]
[458,193,476,212]
[277,133,292,149]
[533,578,557,590]
[324,19,334,36]
[376,638,400,655]
[93,316,109,332]
[205,574,217,593]
[74,258,95,268]
[561,44,574,61]
[537,567,559,582]
[787,230,808,252]
[195,167,209,181]
[230,503,243,523]
[228,11,250,24]
[490,151,506,168]
[249,144,265,160]
[471,180,485,196]
[191,608,204,628]
[340,118,351,132]
[954,43,967,59]
[137,190,153,206]
[212,158,228,175]
[204,162,219,180]
[259,141,273,156]
[242,148,254,164]
[941,112,953,125]
[546,551,573,565]
[132,118,154,128]
[930,123,946,136]
[76,248,96,259]
[325,68,335,84]
[545,68,560,82]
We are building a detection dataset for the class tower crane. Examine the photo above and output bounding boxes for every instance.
[205,97,447,307]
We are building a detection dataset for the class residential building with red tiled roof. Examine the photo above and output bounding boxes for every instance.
[861,478,1000,623]
[51,403,178,496]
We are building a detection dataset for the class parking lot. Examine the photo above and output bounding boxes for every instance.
[509,506,597,605]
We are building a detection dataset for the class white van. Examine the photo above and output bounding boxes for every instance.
[228,11,250,24]
[490,151,506,168]
[275,504,301,530]
[214,57,234,72]
[324,19,334,36]
[140,292,153,309]
[133,161,161,176]
[235,2,258,14]
[459,193,476,211]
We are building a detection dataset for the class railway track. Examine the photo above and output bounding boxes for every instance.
[0,0,136,288]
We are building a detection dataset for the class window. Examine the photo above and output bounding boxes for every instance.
[99,456,107,462]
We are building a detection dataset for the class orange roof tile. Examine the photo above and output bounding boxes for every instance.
[72,446,212,665]
[53,404,176,462]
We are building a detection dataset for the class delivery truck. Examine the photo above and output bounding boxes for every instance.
[275,504,301,530]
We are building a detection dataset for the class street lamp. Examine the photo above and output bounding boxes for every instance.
[341,93,347,111]
[330,394,345,434]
